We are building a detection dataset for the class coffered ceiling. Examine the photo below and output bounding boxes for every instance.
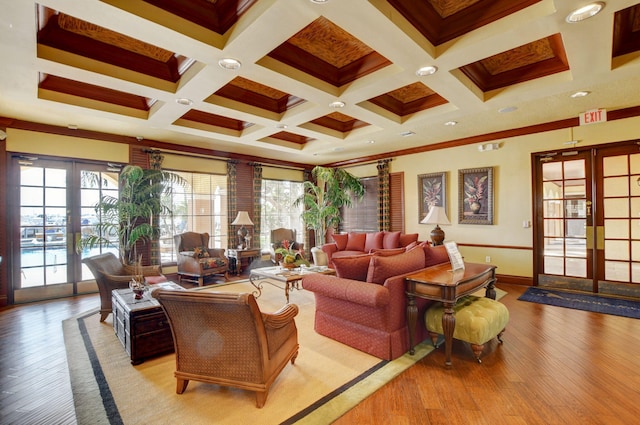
[1,0,639,166]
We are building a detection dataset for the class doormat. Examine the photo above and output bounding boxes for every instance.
[518,287,640,319]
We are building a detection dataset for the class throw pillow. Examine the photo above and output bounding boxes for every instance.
[404,241,418,251]
[382,231,401,249]
[424,244,450,267]
[364,232,384,252]
[193,247,210,258]
[346,232,366,251]
[366,246,425,284]
[332,254,372,281]
[332,233,348,251]
[399,233,419,247]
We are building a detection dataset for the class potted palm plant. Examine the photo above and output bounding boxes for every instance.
[79,165,186,265]
[294,166,365,263]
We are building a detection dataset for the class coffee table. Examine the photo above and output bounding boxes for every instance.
[249,265,335,303]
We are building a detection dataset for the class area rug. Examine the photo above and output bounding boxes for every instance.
[518,287,640,319]
[63,279,435,425]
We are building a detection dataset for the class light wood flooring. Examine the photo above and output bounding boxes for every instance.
[1,283,639,424]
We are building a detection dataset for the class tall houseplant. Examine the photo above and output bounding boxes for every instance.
[80,165,186,265]
[295,166,365,248]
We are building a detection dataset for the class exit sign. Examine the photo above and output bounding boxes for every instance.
[579,108,607,125]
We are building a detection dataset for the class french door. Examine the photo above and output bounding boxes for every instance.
[10,156,119,302]
[533,141,640,297]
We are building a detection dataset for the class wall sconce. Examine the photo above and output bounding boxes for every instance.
[478,143,500,152]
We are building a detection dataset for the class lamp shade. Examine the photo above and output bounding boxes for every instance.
[231,211,254,226]
[420,206,450,225]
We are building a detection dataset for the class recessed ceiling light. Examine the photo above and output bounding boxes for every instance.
[570,91,591,98]
[276,124,288,129]
[416,66,438,76]
[67,124,78,130]
[444,121,457,126]
[566,2,605,23]
[310,0,329,3]
[334,147,344,152]
[218,58,242,70]
[329,101,345,109]
[368,140,375,144]
[498,106,518,113]
[400,131,415,137]
[175,98,193,106]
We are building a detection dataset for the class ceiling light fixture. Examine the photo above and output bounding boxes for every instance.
[368,140,375,144]
[218,58,242,70]
[444,121,457,126]
[566,2,605,23]
[416,66,438,76]
[329,101,345,109]
[478,143,500,152]
[276,124,288,129]
[570,91,590,98]
[67,124,78,130]
[310,0,329,3]
[498,106,518,113]
[175,98,193,106]
[400,131,415,137]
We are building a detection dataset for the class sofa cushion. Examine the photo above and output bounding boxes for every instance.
[364,231,384,252]
[399,233,419,247]
[332,254,373,281]
[382,231,401,249]
[370,247,405,256]
[346,232,366,251]
[366,246,426,284]
[424,244,450,267]
[332,233,348,251]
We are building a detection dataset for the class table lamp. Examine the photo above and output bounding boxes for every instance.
[231,211,254,249]
[420,206,450,246]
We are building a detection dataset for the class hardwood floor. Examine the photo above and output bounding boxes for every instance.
[1,283,639,424]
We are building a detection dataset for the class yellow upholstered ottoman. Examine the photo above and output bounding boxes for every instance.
[425,295,509,363]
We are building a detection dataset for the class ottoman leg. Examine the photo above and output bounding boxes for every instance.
[497,328,506,344]
[470,343,484,363]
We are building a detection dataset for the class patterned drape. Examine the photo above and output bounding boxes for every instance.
[302,169,311,257]
[377,159,391,231]
[227,160,237,249]
[148,150,164,265]
[252,163,262,250]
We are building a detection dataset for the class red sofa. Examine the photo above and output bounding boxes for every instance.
[321,231,419,267]
[302,243,450,360]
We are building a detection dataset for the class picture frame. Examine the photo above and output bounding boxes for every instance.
[458,167,494,225]
[418,172,447,222]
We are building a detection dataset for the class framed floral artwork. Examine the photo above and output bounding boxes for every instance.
[458,167,494,224]
[418,172,446,222]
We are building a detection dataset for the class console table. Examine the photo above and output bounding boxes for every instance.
[405,262,496,367]
[227,248,261,276]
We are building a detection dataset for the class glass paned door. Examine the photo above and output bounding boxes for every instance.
[19,162,70,288]
[12,157,119,302]
[534,151,594,291]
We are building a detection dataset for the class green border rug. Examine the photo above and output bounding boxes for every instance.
[63,280,435,425]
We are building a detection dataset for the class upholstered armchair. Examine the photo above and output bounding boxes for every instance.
[153,290,299,408]
[174,232,228,286]
[269,228,304,263]
[83,252,166,322]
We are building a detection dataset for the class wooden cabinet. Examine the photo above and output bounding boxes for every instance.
[112,283,182,365]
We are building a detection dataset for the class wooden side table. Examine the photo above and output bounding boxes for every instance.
[227,248,261,276]
[405,262,497,368]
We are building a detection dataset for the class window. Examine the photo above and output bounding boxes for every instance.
[261,179,304,248]
[341,176,379,233]
[160,172,227,264]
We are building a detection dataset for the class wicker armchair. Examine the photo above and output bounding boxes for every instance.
[153,290,299,408]
[83,252,166,322]
[269,228,304,263]
[174,232,228,286]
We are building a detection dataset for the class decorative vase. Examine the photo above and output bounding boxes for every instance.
[311,246,328,266]
[470,201,482,214]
